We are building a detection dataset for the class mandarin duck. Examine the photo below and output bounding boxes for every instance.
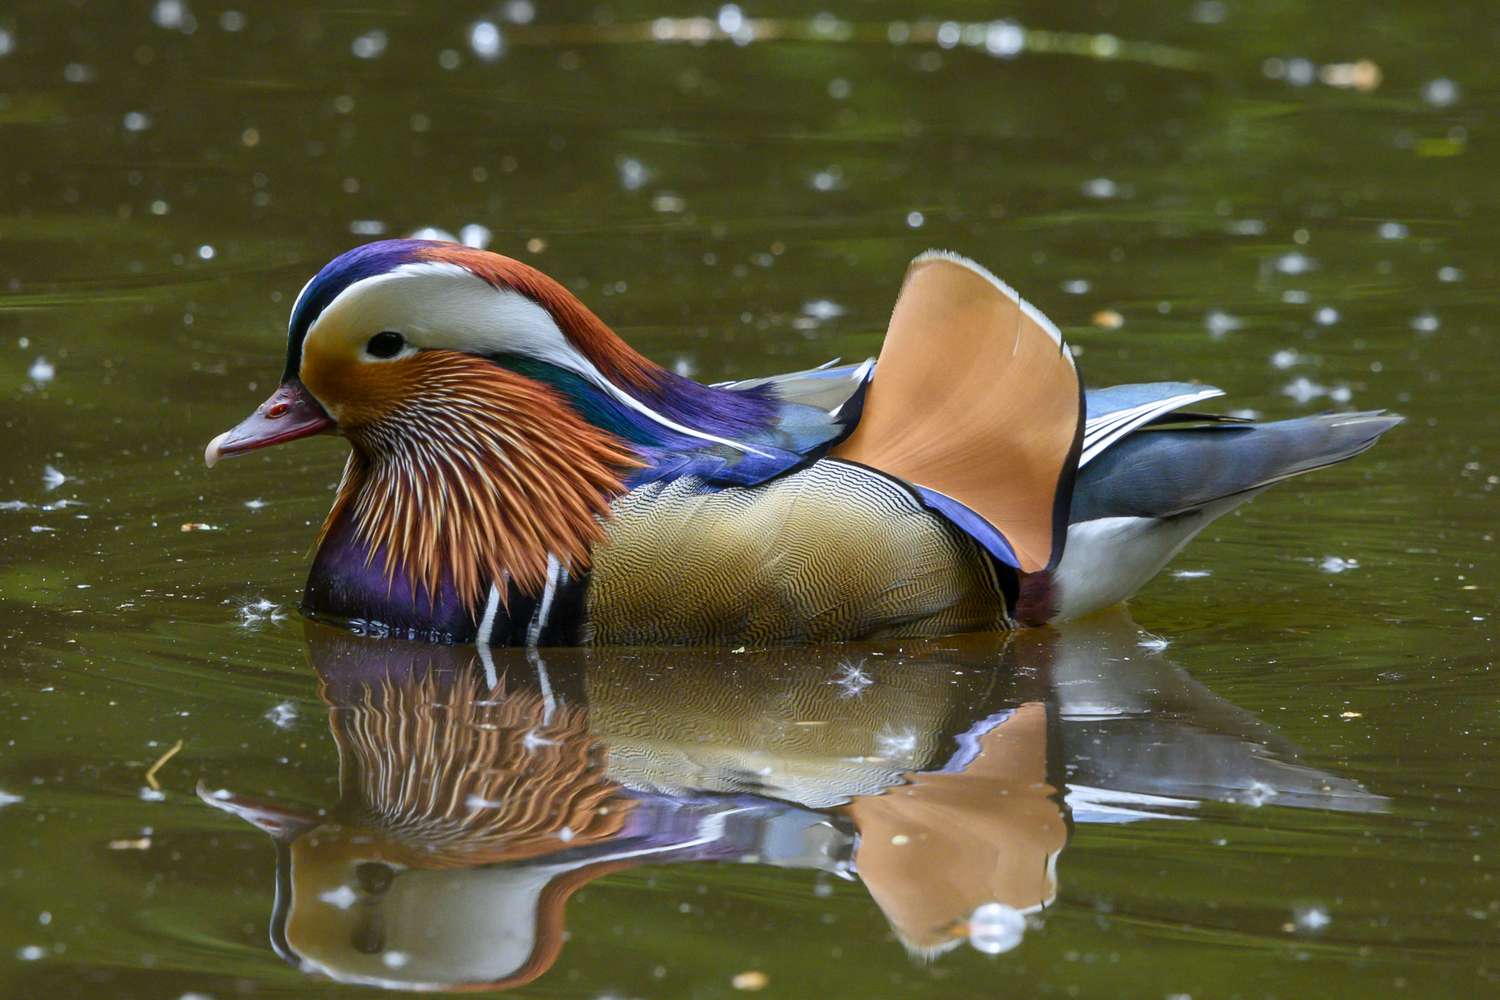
[202,620,1380,989]
[205,241,1400,645]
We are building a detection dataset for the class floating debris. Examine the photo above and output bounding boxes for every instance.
[0,790,22,807]
[731,971,769,991]
[968,901,1026,955]
[265,702,298,729]
[1320,555,1359,574]
[144,739,183,791]
[1319,59,1381,92]
[108,836,153,850]
[1294,905,1331,932]
[239,598,286,628]
[41,465,67,490]
[1091,309,1124,330]
[1340,711,1363,719]
[319,885,358,909]
[179,522,219,532]
[832,658,873,697]
[1173,569,1212,579]
[244,498,267,510]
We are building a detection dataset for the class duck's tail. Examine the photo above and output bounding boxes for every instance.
[1053,410,1403,620]
[831,251,1084,574]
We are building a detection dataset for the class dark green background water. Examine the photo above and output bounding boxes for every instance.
[2,2,1496,997]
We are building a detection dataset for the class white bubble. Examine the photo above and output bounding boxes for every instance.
[349,219,387,236]
[459,223,492,249]
[28,357,55,383]
[1274,252,1317,275]
[219,10,245,32]
[985,21,1024,58]
[1314,306,1340,326]
[502,0,534,24]
[1437,266,1464,283]
[152,0,195,33]
[123,111,153,133]
[617,156,650,191]
[197,244,215,260]
[351,29,388,60]
[1192,1,1228,24]
[906,210,925,228]
[717,4,744,35]
[1061,279,1090,295]
[810,166,845,192]
[1320,556,1358,574]
[1081,177,1118,199]
[1410,311,1440,333]
[17,945,45,961]
[1422,78,1460,108]
[0,29,13,58]
[1286,58,1315,86]
[470,20,505,61]
[0,790,22,807]
[1270,349,1302,370]
[1204,310,1242,338]
[1378,221,1408,240]
[968,902,1026,955]
[801,300,844,321]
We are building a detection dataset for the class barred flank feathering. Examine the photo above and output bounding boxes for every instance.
[319,351,642,608]
[328,669,632,868]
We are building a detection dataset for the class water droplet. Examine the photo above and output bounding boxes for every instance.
[905,210,925,228]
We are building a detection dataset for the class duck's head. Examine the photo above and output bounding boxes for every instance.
[204,239,761,604]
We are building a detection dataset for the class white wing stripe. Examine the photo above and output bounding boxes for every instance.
[1080,389,1225,467]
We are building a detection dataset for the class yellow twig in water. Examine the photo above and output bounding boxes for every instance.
[144,740,183,791]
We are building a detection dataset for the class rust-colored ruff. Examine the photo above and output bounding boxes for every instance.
[317,350,641,609]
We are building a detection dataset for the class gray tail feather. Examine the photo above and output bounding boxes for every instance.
[1070,411,1403,522]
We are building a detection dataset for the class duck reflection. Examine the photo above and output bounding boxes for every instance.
[201,613,1381,991]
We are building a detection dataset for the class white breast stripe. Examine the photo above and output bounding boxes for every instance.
[1079,388,1225,468]
[527,647,557,726]
[476,582,502,646]
[476,640,499,691]
[526,555,562,649]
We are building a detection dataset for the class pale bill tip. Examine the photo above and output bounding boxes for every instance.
[204,431,229,469]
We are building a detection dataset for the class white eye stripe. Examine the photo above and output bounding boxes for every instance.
[304,260,767,455]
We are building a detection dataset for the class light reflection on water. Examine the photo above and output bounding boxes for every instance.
[203,616,1379,992]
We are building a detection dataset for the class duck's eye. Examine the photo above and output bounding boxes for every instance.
[365,331,406,359]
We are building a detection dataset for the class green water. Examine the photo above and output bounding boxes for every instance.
[2,2,1497,997]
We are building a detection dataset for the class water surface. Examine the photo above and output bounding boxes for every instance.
[2,3,1497,997]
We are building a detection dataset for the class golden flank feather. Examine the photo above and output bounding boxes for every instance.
[833,253,1082,573]
[315,351,642,609]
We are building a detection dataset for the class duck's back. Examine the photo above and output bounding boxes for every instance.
[584,459,1011,645]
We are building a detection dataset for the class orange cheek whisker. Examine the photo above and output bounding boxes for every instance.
[321,351,638,611]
